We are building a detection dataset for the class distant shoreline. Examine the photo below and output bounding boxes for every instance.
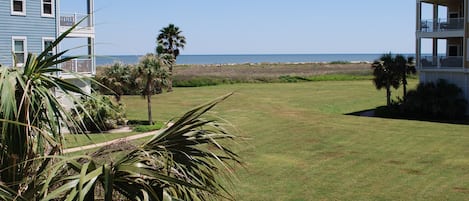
[96,54,416,66]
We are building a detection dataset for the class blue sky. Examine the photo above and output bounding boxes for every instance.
[62,0,416,55]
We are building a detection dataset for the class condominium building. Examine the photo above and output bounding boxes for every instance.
[0,0,95,93]
[416,0,469,100]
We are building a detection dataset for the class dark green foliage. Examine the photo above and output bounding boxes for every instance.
[95,62,134,102]
[173,77,230,87]
[372,53,415,106]
[73,94,127,132]
[400,79,467,120]
[329,61,351,64]
[132,122,164,132]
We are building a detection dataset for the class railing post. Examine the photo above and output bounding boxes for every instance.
[74,13,77,25]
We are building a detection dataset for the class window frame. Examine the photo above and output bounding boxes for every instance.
[42,37,56,58]
[12,36,27,67]
[41,0,55,18]
[11,0,26,16]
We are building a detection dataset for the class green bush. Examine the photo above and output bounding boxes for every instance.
[400,79,467,120]
[73,94,127,132]
[133,122,164,132]
[329,61,351,64]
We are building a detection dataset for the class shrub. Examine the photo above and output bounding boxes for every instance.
[400,79,467,120]
[132,122,165,132]
[73,94,127,132]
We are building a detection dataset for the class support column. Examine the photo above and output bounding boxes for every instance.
[87,0,94,27]
[88,37,95,74]
[416,0,422,70]
[417,38,421,69]
[433,39,439,67]
[434,3,439,30]
[87,0,95,75]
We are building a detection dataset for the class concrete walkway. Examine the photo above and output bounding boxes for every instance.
[63,124,172,154]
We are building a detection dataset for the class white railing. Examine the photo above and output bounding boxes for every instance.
[60,13,91,28]
[420,18,464,32]
[61,59,92,73]
[420,56,463,68]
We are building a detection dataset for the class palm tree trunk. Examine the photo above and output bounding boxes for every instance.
[167,64,173,92]
[386,86,391,106]
[146,77,153,125]
[147,94,153,125]
[402,73,407,101]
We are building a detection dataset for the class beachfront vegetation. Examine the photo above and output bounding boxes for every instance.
[157,23,186,92]
[95,62,375,88]
[121,80,469,201]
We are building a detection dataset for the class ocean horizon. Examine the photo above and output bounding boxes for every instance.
[95,53,417,66]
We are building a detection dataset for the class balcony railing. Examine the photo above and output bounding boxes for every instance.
[61,59,92,73]
[60,13,92,28]
[419,18,464,32]
[420,56,463,68]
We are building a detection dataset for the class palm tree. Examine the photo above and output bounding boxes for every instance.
[136,53,171,125]
[395,55,416,100]
[372,53,402,106]
[96,62,132,103]
[157,24,186,92]
[0,25,242,200]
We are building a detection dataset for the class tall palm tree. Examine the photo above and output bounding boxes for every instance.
[372,53,402,106]
[136,53,172,125]
[157,24,186,92]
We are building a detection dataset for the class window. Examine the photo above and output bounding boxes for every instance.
[12,37,27,67]
[11,0,26,16]
[41,0,54,17]
[42,38,55,58]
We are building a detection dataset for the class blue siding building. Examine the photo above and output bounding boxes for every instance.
[0,0,57,67]
[0,0,95,73]
[0,0,95,95]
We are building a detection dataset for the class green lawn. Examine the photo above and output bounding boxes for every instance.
[121,80,469,201]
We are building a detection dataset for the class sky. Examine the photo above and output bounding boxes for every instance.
[61,0,416,55]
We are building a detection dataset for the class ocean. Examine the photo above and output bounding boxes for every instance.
[95,54,415,66]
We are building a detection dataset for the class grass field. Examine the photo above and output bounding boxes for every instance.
[120,80,469,201]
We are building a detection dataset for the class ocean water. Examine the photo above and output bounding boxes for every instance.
[96,54,415,66]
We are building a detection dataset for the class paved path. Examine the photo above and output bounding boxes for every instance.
[63,124,172,154]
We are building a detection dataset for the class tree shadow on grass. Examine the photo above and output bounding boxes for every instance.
[345,107,469,126]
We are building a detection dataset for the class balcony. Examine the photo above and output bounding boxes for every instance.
[61,59,93,74]
[420,56,463,69]
[419,18,464,32]
[59,13,95,37]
